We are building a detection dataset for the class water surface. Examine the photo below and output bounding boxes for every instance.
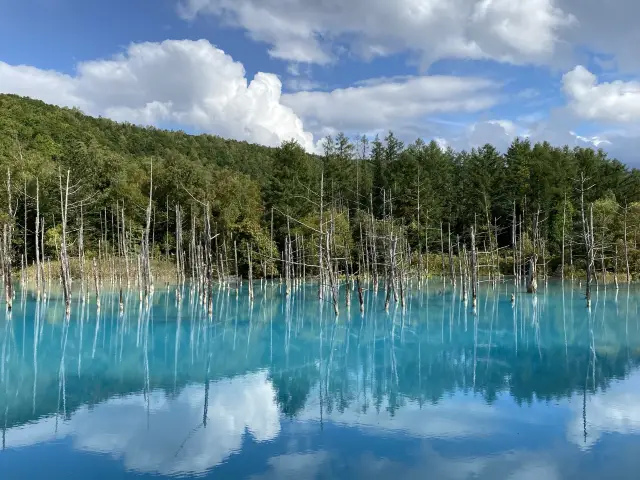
[2,281,640,479]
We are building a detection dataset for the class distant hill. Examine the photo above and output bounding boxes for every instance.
[2,93,640,278]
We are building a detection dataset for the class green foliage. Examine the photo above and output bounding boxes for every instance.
[2,93,640,277]
[44,225,61,253]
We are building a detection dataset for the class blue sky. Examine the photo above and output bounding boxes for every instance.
[1,0,640,164]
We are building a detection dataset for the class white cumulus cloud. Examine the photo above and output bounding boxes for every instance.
[0,39,315,150]
[281,75,500,140]
[562,66,640,123]
[177,0,574,67]
[178,0,640,74]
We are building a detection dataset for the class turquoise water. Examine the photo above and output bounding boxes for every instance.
[2,280,640,479]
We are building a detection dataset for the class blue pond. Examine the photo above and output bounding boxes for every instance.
[1,280,640,479]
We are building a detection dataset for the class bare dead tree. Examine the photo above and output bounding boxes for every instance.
[324,226,339,316]
[580,173,595,307]
[234,239,240,297]
[93,257,101,310]
[527,209,539,294]
[561,193,567,280]
[318,171,324,300]
[461,243,468,302]
[345,241,352,309]
[512,201,517,282]
[58,168,73,316]
[35,178,41,297]
[3,169,16,310]
[78,201,86,301]
[440,221,445,279]
[141,161,154,302]
[175,203,184,300]
[448,223,456,287]
[424,209,429,278]
[624,202,631,283]
[470,226,478,308]
[41,215,46,298]
[22,178,27,287]
[121,205,130,288]
[247,242,254,302]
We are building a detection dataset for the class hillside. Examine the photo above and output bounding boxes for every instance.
[2,93,640,277]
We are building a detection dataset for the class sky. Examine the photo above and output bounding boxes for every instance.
[1,0,640,164]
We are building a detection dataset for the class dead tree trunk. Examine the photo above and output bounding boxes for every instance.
[318,171,324,300]
[234,239,240,297]
[247,242,254,302]
[440,222,445,278]
[470,226,478,308]
[424,210,429,278]
[141,161,153,302]
[79,202,86,301]
[527,209,540,294]
[41,216,46,297]
[527,255,538,294]
[512,201,517,282]
[518,214,523,284]
[600,224,606,283]
[614,243,619,289]
[93,257,101,310]
[35,178,41,297]
[121,206,130,288]
[461,243,468,302]
[58,168,72,316]
[624,203,631,283]
[204,203,213,316]
[448,223,456,287]
[371,195,379,291]
[561,193,567,280]
[3,169,14,310]
[190,208,196,287]
[398,237,406,309]
[22,179,27,287]
[325,230,340,316]
[175,203,183,300]
[580,173,595,307]
[345,242,352,308]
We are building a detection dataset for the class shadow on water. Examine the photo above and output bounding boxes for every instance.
[2,279,640,478]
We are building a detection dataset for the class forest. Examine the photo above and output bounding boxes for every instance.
[1,93,640,312]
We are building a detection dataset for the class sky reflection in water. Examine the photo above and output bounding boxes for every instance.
[1,280,640,479]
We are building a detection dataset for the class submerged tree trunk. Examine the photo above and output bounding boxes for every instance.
[448,223,456,287]
[624,203,631,283]
[561,193,567,280]
[470,226,478,308]
[527,209,540,294]
[59,169,72,316]
[22,179,27,287]
[356,274,364,313]
[247,242,254,302]
[79,202,86,301]
[35,178,41,297]
[581,173,595,307]
[512,201,517,281]
[3,169,14,311]
[93,257,101,310]
[440,222,445,278]
[318,172,324,300]
[141,161,154,302]
[526,255,538,294]
[204,203,213,316]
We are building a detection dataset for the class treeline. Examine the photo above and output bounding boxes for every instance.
[2,93,640,294]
